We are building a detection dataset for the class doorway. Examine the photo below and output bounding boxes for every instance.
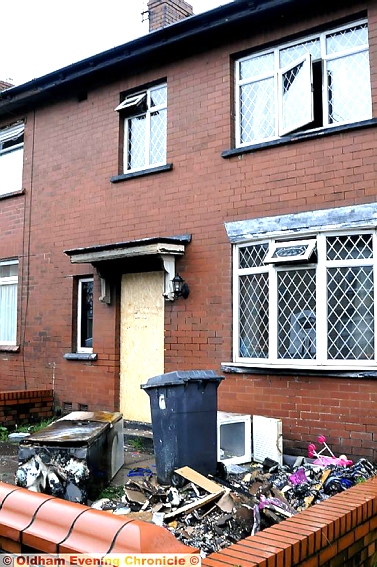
[119,271,164,423]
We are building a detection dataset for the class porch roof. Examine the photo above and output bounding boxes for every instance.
[64,234,192,264]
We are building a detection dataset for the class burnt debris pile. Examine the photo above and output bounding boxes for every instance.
[92,458,377,556]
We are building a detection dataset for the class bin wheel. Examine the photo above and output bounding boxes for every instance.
[170,472,187,488]
[216,461,227,480]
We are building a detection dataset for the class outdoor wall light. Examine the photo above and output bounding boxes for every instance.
[172,274,189,299]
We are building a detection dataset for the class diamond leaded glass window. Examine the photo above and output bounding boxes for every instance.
[235,19,371,146]
[118,84,167,173]
[235,232,376,368]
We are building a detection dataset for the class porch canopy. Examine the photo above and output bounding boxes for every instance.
[64,234,191,301]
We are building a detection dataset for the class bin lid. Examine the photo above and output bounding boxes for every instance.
[57,411,123,424]
[19,419,109,445]
[141,369,224,389]
[18,411,123,446]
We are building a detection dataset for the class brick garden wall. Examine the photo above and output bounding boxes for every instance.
[0,390,54,429]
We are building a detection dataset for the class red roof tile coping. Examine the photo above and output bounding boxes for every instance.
[0,487,53,542]
[110,519,196,553]
[22,498,88,553]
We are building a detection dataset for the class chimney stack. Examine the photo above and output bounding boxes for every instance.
[0,80,13,91]
[147,0,194,32]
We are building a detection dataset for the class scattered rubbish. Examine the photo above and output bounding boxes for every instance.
[91,457,377,556]
[127,467,154,477]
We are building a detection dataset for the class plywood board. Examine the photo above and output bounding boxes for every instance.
[120,272,164,423]
[174,466,224,494]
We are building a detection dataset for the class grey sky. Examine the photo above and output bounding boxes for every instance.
[1,1,233,86]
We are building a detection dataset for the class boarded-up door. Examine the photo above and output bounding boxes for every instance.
[120,272,164,423]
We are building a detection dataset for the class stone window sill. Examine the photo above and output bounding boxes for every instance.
[110,163,173,183]
[222,119,377,159]
[64,353,98,361]
[0,345,20,352]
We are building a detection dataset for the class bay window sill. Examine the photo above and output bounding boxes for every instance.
[221,362,377,379]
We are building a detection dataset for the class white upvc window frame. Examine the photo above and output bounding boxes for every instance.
[77,277,93,354]
[235,19,371,147]
[116,83,167,174]
[0,259,18,345]
[0,123,24,196]
[234,230,377,370]
[265,238,316,264]
[278,53,313,136]
[114,93,147,113]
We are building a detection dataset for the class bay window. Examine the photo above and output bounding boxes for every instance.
[235,232,376,369]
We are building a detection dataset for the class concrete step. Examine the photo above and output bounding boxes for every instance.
[123,421,154,453]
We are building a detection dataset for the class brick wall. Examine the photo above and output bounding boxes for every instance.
[0,0,376,461]
[0,390,54,429]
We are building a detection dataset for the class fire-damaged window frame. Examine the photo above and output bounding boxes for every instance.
[235,18,372,148]
[0,259,18,345]
[0,122,24,197]
[115,82,168,175]
[77,277,94,354]
[227,204,377,373]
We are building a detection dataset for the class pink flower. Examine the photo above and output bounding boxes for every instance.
[317,435,326,444]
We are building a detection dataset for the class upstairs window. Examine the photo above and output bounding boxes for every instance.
[0,123,24,196]
[77,277,93,353]
[0,260,18,345]
[235,232,377,369]
[235,20,372,146]
[116,84,167,173]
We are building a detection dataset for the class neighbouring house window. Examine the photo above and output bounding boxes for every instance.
[0,260,18,344]
[235,231,377,369]
[235,19,371,146]
[77,278,93,353]
[0,123,24,196]
[115,83,167,172]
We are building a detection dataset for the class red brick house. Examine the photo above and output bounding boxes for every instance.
[1,0,377,460]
